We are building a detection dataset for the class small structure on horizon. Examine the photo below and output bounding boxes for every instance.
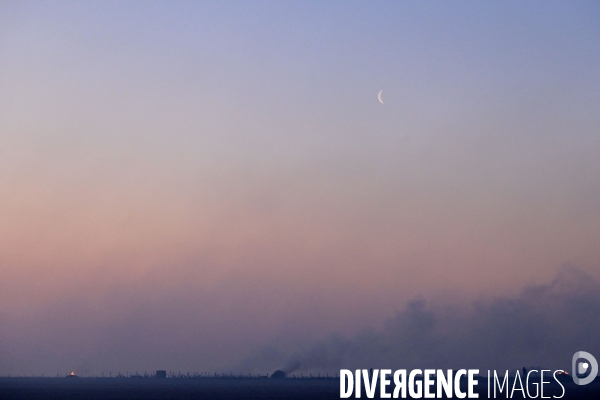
[66,371,78,378]
[271,370,286,379]
[156,370,167,379]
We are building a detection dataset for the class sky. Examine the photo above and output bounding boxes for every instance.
[1,1,599,376]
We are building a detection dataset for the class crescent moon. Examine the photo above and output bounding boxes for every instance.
[378,90,384,104]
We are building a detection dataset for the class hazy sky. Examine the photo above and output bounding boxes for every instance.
[1,1,599,375]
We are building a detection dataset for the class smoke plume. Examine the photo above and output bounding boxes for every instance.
[252,266,600,374]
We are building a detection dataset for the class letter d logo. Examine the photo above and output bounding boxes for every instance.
[572,351,598,385]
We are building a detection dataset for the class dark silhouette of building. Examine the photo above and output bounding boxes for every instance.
[156,370,167,379]
[271,370,286,379]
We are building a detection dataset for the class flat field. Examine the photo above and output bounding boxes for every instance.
[0,377,597,399]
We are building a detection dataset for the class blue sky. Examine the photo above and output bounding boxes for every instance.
[1,1,599,375]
